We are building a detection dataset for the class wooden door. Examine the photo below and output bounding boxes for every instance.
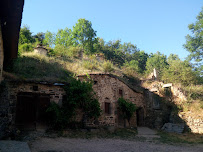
[16,94,36,129]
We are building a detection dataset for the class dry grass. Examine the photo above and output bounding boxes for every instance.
[158,131,203,144]
[7,52,122,81]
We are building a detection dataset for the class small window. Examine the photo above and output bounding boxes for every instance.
[119,89,123,97]
[33,86,38,91]
[94,81,98,85]
[105,102,111,114]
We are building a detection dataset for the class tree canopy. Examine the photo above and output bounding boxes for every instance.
[162,54,198,85]
[145,51,168,75]
[183,7,203,74]
[72,18,97,54]
[19,25,35,45]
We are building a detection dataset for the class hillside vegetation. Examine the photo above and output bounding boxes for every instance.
[6,9,203,120]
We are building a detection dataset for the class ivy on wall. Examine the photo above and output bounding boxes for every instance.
[47,79,101,130]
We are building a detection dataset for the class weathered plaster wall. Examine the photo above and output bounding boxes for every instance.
[78,74,145,127]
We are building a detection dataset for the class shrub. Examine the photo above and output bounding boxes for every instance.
[53,45,80,59]
[18,43,33,54]
[102,60,114,73]
[83,60,98,70]
[47,79,101,130]
[118,97,137,127]
[46,102,68,129]
[122,60,141,77]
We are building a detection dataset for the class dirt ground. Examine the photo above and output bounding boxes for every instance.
[29,137,203,152]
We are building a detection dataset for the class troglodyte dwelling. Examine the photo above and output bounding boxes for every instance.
[77,73,146,127]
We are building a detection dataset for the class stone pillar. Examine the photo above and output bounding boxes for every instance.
[0,23,3,82]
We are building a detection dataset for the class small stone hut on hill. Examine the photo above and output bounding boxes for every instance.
[77,73,146,127]
[34,45,48,56]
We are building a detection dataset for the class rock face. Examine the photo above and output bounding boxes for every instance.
[181,114,203,134]
[78,74,145,127]
[161,123,185,134]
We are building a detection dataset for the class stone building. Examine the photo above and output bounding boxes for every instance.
[77,73,146,127]
[0,80,65,137]
[34,45,48,56]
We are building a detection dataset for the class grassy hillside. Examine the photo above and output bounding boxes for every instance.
[6,52,139,83]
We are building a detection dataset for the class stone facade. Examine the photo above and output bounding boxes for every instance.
[180,114,203,134]
[0,80,65,138]
[0,24,4,82]
[34,45,48,56]
[144,90,172,129]
[78,74,145,127]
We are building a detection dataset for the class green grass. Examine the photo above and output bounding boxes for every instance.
[7,52,72,82]
[158,131,203,144]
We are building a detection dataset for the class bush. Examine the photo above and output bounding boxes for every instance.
[53,45,80,58]
[47,79,101,130]
[18,43,33,54]
[46,102,68,129]
[102,60,114,73]
[118,97,137,127]
[122,60,141,76]
[83,60,98,71]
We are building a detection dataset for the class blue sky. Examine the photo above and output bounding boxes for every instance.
[22,0,203,59]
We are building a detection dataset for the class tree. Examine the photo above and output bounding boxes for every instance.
[55,28,73,47]
[122,60,140,76]
[72,18,97,54]
[132,50,149,73]
[19,25,34,44]
[183,7,203,73]
[162,55,197,85]
[44,31,55,48]
[118,97,136,127]
[33,32,45,44]
[145,51,168,76]
[121,42,138,55]
[167,53,180,64]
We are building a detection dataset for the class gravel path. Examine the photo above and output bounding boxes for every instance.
[0,140,31,152]
[29,137,203,152]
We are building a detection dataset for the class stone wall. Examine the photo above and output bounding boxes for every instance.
[0,23,4,82]
[78,74,145,127]
[34,47,48,56]
[180,114,203,134]
[171,86,187,103]
[0,81,65,138]
[144,90,172,129]
[0,82,9,139]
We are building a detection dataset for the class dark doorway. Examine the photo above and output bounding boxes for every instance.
[15,92,50,130]
[136,108,145,126]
